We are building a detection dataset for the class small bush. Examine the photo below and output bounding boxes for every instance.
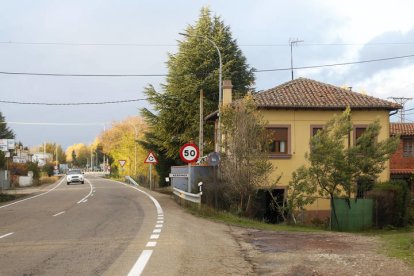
[42,162,55,177]
[9,163,28,176]
[368,180,411,228]
[26,162,40,179]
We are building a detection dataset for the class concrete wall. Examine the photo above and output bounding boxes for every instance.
[170,165,214,193]
[0,170,10,189]
[18,176,33,187]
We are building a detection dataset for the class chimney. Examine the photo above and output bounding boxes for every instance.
[223,80,233,105]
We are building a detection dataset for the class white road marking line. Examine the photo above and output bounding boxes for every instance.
[150,234,159,240]
[77,179,94,204]
[155,224,163,228]
[127,250,153,276]
[156,220,163,224]
[146,241,157,247]
[0,177,65,210]
[115,180,165,276]
[0,232,14,239]
[53,211,65,217]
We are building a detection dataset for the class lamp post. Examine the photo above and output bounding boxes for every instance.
[179,32,222,153]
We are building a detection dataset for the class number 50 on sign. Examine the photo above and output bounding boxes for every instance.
[180,143,200,163]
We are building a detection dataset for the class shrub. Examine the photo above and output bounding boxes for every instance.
[26,162,40,179]
[9,163,28,176]
[367,180,411,228]
[42,162,55,177]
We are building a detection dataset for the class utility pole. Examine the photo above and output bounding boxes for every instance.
[289,38,304,80]
[90,147,93,171]
[388,97,412,122]
[199,89,204,157]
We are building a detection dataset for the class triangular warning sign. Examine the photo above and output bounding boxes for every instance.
[119,160,126,167]
[144,151,158,164]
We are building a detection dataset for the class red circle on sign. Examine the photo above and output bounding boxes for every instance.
[180,143,200,163]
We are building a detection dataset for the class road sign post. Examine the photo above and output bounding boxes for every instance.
[118,160,126,173]
[144,151,158,190]
[180,143,200,193]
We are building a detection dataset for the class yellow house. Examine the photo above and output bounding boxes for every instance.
[218,78,400,220]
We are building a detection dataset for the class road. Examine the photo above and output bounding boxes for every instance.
[0,175,252,275]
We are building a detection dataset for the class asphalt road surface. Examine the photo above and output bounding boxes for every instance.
[0,175,252,275]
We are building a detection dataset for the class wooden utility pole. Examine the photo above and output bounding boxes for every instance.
[199,89,204,157]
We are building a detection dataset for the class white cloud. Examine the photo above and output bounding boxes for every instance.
[354,64,414,98]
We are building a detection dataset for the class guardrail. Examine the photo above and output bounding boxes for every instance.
[173,187,202,204]
[125,176,139,186]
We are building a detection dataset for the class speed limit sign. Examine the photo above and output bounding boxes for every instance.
[180,143,200,163]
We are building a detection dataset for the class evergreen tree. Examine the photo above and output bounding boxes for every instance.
[141,7,254,185]
[305,107,399,229]
[0,112,14,168]
[0,112,15,139]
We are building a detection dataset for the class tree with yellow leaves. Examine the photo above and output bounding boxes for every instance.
[98,117,151,178]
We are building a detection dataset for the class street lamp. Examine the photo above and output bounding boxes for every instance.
[179,32,223,153]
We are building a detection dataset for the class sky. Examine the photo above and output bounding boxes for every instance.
[1,0,414,150]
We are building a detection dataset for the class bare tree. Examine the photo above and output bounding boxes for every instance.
[220,95,276,215]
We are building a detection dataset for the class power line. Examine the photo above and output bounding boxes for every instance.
[2,40,414,47]
[388,97,413,123]
[0,98,147,105]
[255,54,414,72]
[0,41,176,47]
[1,53,413,77]
[5,121,107,126]
[0,71,167,77]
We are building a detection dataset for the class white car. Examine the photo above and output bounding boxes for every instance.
[66,169,85,185]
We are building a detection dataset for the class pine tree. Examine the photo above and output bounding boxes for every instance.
[141,7,254,185]
[0,112,15,139]
[0,111,14,168]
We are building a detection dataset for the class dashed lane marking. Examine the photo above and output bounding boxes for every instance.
[77,179,94,204]
[0,232,14,239]
[0,177,65,210]
[53,211,65,217]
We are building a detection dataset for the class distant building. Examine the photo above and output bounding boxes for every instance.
[32,153,53,166]
[390,123,414,196]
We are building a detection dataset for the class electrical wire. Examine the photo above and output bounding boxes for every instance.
[255,54,414,72]
[0,98,147,105]
[0,71,167,77]
[1,53,413,77]
[5,121,107,126]
[2,40,414,47]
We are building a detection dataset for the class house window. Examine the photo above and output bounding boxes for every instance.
[403,139,414,157]
[267,127,290,155]
[311,126,323,137]
[354,126,367,145]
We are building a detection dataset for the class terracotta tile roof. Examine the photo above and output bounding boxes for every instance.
[390,169,414,175]
[390,123,414,136]
[253,78,401,110]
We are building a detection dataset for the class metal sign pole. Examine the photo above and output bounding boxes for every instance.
[187,163,191,193]
[149,163,152,190]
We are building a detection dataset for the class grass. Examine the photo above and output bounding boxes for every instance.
[376,227,414,267]
[185,204,322,232]
[38,175,60,185]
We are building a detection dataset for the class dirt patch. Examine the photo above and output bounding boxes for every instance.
[231,227,414,276]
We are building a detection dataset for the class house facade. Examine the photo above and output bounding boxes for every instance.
[219,78,400,220]
[390,123,414,196]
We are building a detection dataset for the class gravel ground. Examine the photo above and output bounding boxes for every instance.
[231,227,414,276]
